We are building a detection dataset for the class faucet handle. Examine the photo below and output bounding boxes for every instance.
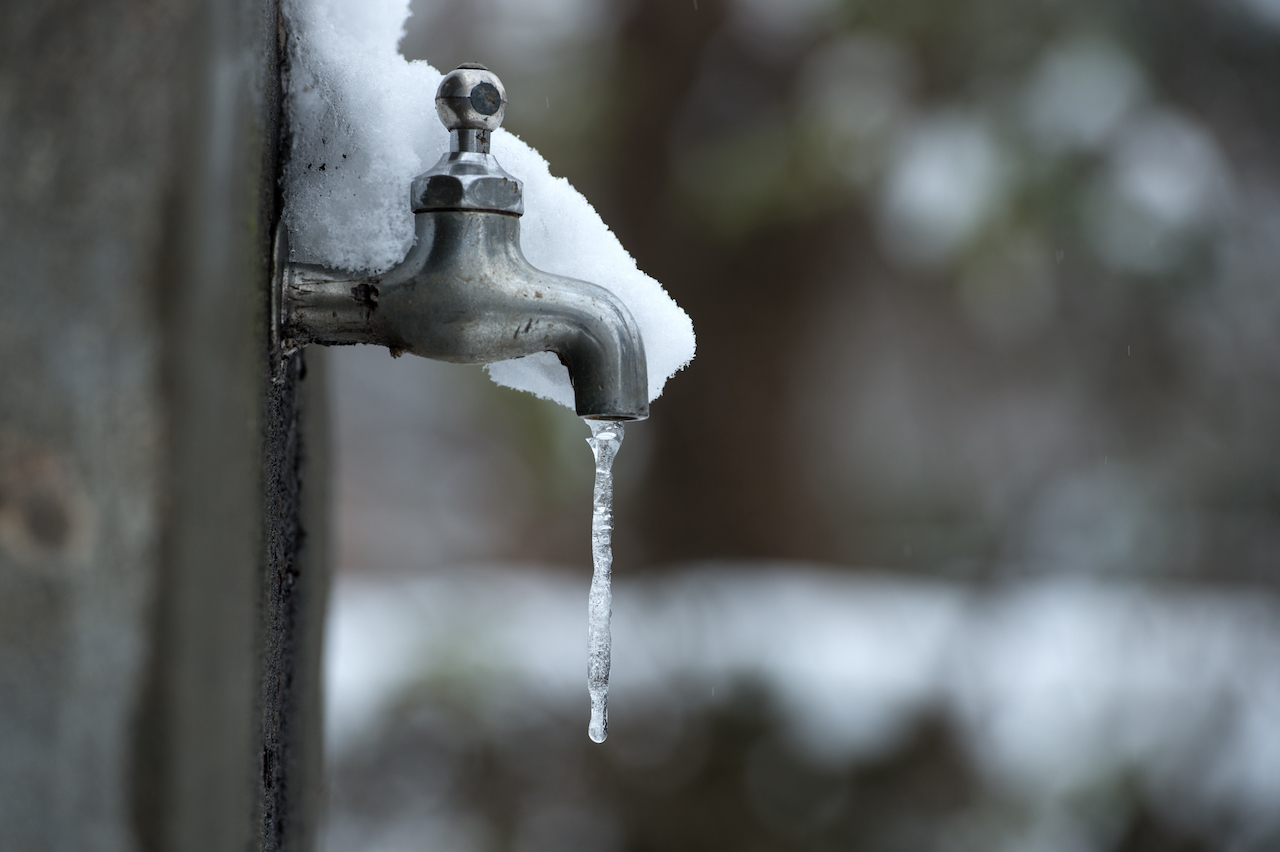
[436,64,507,134]
[414,63,522,213]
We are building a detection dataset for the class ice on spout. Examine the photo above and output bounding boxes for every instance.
[279,0,695,408]
[585,421,624,742]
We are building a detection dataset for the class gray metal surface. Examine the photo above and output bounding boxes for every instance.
[0,1,329,850]
[278,66,649,421]
[410,151,524,215]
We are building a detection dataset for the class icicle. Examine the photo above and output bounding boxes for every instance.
[585,419,624,743]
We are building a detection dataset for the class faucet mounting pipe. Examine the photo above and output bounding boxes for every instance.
[274,64,649,421]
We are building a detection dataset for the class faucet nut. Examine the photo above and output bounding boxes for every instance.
[411,172,524,215]
[436,65,507,132]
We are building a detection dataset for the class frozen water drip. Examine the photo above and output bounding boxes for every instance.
[586,420,624,743]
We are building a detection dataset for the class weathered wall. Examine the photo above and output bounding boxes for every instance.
[0,1,327,850]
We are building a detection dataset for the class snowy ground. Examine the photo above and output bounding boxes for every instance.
[323,564,1280,850]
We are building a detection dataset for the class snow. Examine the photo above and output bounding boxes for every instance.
[325,565,1280,838]
[280,0,694,408]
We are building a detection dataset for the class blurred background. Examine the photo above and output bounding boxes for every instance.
[320,0,1280,850]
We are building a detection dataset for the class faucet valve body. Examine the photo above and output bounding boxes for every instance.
[277,65,649,421]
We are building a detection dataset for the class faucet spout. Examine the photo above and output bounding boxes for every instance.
[282,212,648,420]
[397,211,648,421]
[277,63,649,421]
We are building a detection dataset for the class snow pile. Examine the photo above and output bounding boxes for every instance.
[280,0,694,408]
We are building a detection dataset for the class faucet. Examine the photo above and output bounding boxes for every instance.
[273,64,649,421]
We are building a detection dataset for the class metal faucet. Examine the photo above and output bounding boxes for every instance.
[273,64,649,421]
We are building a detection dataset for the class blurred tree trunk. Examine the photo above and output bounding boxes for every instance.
[600,0,835,565]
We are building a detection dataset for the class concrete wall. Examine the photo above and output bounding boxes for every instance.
[0,1,327,849]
